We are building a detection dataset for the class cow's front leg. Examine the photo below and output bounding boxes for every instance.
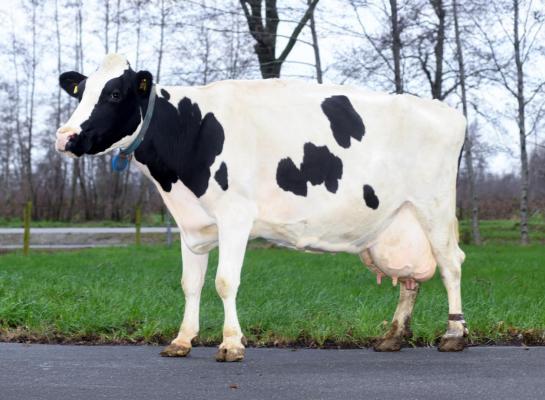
[214,214,253,362]
[374,283,419,351]
[161,239,208,357]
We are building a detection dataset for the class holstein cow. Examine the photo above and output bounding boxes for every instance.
[57,54,467,361]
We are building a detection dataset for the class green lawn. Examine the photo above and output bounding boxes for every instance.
[1,243,544,347]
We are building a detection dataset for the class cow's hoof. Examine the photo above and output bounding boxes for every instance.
[215,347,245,362]
[160,343,191,357]
[438,336,465,352]
[373,337,403,352]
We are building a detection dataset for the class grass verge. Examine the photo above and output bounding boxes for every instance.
[0,244,544,347]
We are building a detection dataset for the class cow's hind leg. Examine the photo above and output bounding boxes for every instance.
[374,283,419,351]
[161,239,208,357]
[429,222,468,352]
[436,250,467,351]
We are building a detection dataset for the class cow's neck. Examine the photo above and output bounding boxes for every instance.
[133,88,225,199]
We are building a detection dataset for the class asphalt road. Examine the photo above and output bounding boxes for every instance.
[1,344,544,400]
[0,227,179,250]
[0,227,179,234]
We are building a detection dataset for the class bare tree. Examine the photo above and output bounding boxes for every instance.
[103,0,110,53]
[240,0,320,78]
[114,0,122,52]
[453,0,481,244]
[343,0,409,93]
[389,0,403,93]
[132,0,145,69]
[474,0,544,244]
[414,0,458,100]
[308,0,323,83]
[156,0,167,83]
[22,0,40,203]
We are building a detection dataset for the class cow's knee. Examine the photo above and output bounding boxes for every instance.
[215,275,239,299]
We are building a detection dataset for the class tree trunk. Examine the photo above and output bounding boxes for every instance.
[114,0,121,52]
[54,0,66,220]
[430,0,445,99]
[453,0,481,244]
[240,0,320,79]
[104,0,110,54]
[389,0,403,93]
[135,0,142,70]
[308,0,323,83]
[26,0,38,204]
[156,0,166,83]
[513,0,529,244]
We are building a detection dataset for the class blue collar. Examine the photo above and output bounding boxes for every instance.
[111,84,157,172]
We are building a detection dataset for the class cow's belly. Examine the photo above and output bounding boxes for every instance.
[251,203,392,254]
[251,220,363,253]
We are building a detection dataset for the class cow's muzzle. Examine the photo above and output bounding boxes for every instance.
[56,126,79,156]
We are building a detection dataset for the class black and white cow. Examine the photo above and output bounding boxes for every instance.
[57,54,467,361]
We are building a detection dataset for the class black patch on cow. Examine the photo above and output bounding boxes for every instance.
[134,96,225,196]
[276,142,343,196]
[276,158,308,196]
[321,95,365,148]
[363,184,379,209]
[214,162,228,191]
[160,88,170,100]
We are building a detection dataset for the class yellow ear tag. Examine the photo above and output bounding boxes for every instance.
[139,79,147,91]
[73,85,78,94]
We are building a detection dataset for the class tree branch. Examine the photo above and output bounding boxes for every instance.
[276,0,319,64]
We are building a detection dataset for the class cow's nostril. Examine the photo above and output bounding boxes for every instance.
[68,134,77,140]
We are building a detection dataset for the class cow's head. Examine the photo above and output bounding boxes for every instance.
[56,54,153,157]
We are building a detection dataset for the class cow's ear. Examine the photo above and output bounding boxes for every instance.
[135,71,153,97]
[59,71,87,98]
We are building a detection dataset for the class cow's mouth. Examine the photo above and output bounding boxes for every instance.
[56,133,74,151]
[64,134,80,153]
[64,131,95,156]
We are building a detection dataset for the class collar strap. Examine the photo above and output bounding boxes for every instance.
[112,84,157,172]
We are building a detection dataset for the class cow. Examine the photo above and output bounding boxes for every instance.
[56,54,468,362]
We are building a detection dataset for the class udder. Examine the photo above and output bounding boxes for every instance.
[360,205,436,290]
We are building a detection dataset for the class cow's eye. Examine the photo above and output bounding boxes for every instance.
[110,90,121,100]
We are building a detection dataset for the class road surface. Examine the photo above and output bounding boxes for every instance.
[0,227,178,249]
[1,343,544,400]
[0,227,178,234]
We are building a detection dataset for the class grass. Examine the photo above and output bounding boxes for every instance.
[1,243,544,347]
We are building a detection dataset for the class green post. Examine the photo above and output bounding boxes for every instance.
[135,205,142,246]
[23,201,32,256]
